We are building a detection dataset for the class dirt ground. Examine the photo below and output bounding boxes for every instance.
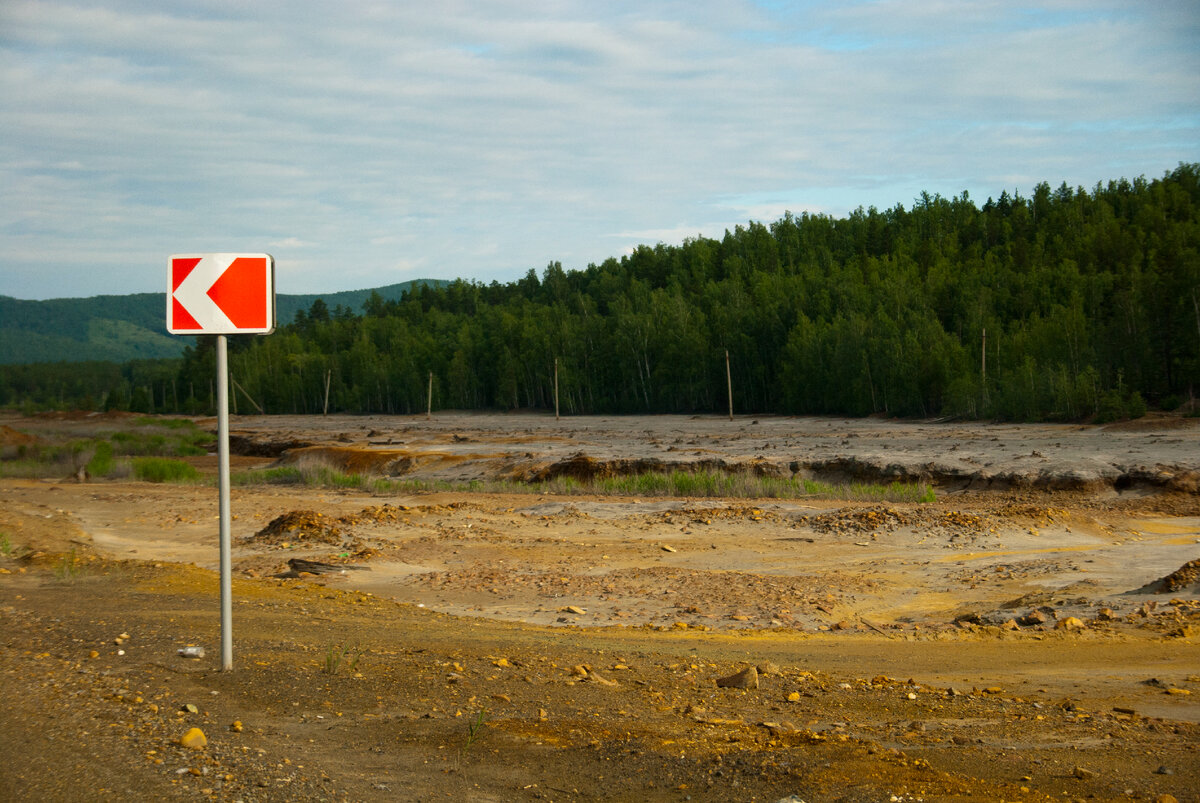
[2,411,1199,802]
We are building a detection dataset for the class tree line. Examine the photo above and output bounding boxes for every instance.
[3,164,1198,421]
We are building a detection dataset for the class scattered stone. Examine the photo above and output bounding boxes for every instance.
[716,666,758,690]
[1018,610,1048,627]
[179,727,207,750]
[1056,616,1087,631]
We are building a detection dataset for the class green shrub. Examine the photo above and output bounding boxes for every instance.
[131,457,199,483]
[86,441,115,477]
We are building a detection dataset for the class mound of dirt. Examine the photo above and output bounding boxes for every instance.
[0,424,38,447]
[1159,558,1200,593]
[251,510,344,545]
[249,504,413,548]
[803,506,996,539]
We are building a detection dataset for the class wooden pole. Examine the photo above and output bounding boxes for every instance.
[725,349,733,421]
[426,371,433,420]
[230,376,264,414]
[322,369,332,416]
[554,358,560,421]
[981,327,988,408]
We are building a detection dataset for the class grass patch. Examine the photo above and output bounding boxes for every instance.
[462,707,489,755]
[232,464,367,489]
[131,457,199,483]
[231,463,935,503]
[1,417,213,479]
[54,548,87,581]
[322,643,365,675]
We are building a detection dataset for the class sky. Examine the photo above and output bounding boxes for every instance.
[2,1,1198,300]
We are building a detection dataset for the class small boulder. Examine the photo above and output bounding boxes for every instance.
[179,727,207,750]
[716,666,759,690]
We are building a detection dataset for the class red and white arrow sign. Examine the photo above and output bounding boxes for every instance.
[167,253,275,335]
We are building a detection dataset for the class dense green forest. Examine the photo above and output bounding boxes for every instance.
[3,165,1198,421]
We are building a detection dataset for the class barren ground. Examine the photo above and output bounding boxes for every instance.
[2,411,1199,802]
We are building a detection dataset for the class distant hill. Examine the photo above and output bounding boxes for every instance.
[0,280,445,365]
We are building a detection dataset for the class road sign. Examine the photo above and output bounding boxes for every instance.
[165,252,276,671]
[167,253,275,334]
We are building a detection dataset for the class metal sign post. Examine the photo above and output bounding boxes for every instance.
[167,253,275,672]
[216,334,233,671]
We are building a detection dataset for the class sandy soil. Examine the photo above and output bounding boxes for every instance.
[2,411,1199,802]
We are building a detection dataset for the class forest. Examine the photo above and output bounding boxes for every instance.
[3,164,1198,422]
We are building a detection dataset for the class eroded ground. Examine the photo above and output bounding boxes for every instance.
[1,412,1199,802]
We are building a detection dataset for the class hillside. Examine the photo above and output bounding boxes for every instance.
[0,280,445,365]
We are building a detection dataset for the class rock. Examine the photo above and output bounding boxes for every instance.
[1154,765,1174,775]
[1056,616,1087,631]
[182,704,199,714]
[1096,608,1115,621]
[831,620,854,631]
[588,671,618,687]
[493,658,511,668]
[716,666,758,690]
[757,660,781,676]
[786,692,801,702]
[560,606,586,615]
[1001,619,1020,631]
[1154,796,1178,803]
[1072,765,1096,780]
[179,727,207,750]
[230,721,243,732]
[1018,610,1048,626]
[660,544,677,553]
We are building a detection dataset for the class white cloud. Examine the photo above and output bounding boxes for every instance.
[0,0,1196,298]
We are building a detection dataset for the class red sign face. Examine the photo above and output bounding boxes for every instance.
[167,253,275,335]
